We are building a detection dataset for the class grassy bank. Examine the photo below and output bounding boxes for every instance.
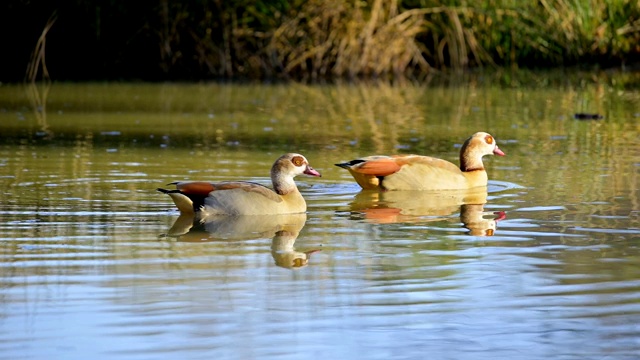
[8,0,640,82]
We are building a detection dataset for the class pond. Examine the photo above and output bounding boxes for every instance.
[0,78,639,359]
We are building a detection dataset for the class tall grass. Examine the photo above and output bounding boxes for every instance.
[448,0,640,68]
[21,0,640,81]
[268,0,640,78]
[270,0,430,80]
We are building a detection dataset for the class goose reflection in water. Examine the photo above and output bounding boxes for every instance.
[347,188,506,236]
[160,213,320,269]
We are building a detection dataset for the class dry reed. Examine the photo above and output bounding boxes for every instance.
[26,12,57,83]
[270,0,431,80]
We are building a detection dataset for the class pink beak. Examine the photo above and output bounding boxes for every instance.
[493,146,505,156]
[493,211,507,221]
[305,166,322,177]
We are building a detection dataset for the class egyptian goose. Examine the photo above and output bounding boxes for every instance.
[335,132,505,191]
[158,153,321,215]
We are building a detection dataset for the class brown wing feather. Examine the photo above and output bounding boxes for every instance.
[174,182,216,196]
[174,181,282,203]
[352,158,402,176]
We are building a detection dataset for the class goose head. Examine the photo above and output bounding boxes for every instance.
[271,153,321,194]
[459,132,505,172]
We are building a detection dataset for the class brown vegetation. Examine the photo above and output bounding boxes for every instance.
[13,0,640,82]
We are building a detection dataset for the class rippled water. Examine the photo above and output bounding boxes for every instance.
[0,81,639,359]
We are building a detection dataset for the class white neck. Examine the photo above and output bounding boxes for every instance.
[460,150,485,172]
[272,172,298,195]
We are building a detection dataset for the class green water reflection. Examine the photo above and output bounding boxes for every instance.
[1,80,637,215]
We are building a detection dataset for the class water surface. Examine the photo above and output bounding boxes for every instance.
[0,80,639,359]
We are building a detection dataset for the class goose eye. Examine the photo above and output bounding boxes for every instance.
[292,156,305,167]
[485,135,494,145]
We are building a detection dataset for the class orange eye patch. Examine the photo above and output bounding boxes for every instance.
[292,156,304,167]
[485,135,494,144]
